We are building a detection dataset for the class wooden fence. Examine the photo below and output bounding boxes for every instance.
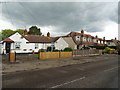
[39,52,72,60]
[73,49,102,56]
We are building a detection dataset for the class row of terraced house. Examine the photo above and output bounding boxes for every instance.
[0,29,119,54]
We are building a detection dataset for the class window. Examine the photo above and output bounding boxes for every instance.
[35,43,39,49]
[23,49,27,51]
[15,42,21,49]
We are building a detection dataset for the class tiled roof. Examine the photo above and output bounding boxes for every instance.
[67,32,104,40]
[25,35,51,43]
[3,38,14,42]
[51,37,60,42]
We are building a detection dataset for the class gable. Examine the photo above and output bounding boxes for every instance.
[9,32,29,42]
[56,37,68,45]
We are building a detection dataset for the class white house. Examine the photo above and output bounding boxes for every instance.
[54,37,77,50]
[106,40,116,46]
[0,32,52,54]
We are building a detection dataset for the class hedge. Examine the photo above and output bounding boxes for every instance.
[89,46,117,50]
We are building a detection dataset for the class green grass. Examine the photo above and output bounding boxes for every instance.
[34,54,39,56]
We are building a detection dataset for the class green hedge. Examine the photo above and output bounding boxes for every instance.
[89,46,117,50]
[64,47,72,52]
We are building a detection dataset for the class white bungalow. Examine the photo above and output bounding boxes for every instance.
[0,32,52,54]
[54,37,77,50]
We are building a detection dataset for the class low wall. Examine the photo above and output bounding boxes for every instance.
[39,52,72,60]
[73,49,100,56]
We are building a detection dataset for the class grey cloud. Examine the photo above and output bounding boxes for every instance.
[2,2,118,36]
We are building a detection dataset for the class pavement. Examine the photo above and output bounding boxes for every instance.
[2,54,118,88]
[2,54,106,74]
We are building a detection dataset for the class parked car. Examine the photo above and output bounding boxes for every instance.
[80,47,91,50]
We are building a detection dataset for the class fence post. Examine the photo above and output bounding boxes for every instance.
[59,51,61,58]
[38,49,40,59]
[9,51,16,63]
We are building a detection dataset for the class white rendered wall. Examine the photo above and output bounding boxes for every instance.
[2,32,51,53]
[55,37,68,50]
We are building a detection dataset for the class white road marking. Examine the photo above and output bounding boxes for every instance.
[51,76,85,88]
[104,66,118,72]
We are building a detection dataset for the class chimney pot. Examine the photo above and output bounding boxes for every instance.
[24,29,28,36]
[47,32,50,37]
[81,29,84,34]
[95,35,98,38]
[103,37,105,40]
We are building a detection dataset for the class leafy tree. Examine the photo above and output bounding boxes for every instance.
[28,26,42,35]
[15,29,25,35]
[2,29,14,39]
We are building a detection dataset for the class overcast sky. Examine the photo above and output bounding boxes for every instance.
[0,1,119,40]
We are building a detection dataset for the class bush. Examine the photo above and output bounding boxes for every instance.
[64,47,72,52]
[102,47,115,53]
[53,49,59,52]
[40,49,44,52]
[47,46,55,52]
[89,46,117,50]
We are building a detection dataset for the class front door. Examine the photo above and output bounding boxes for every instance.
[5,42,11,53]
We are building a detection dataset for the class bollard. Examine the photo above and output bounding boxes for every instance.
[9,51,16,63]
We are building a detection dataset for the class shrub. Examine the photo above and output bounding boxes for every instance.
[53,49,59,52]
[102,47,115,53]
[40,49,44,52]
[47,46,55,52]
[89,46,117,50]
[64,47,72,52]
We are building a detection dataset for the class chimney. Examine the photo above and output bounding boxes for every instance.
[47,32,50,37]
[103,37,105,40]
[24,29,28,36]
[95,35,98,38]
[103,37,105,44]
[81,29,84,34]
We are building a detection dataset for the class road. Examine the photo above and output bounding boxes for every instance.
[2,54,119,89]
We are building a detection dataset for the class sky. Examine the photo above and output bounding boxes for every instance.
[0,0,119,40]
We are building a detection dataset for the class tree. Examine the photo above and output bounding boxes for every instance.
[15,29,25,35]
[28,26,42,35]
[2,29,15,40]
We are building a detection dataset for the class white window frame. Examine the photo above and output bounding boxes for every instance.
[35,43,39,49]
[15,42,21,50]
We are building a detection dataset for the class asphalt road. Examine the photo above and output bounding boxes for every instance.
[2,54,119,89]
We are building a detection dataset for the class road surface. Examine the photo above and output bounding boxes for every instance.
[2,54,119,89]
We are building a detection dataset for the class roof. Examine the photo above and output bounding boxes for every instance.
[3,38,14,42]
[51,37,60,42]
[67,32,105,40]
[24,35,51,43]
[63,37,76,48]
[67,32,94,38]
[51,36,69,42]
